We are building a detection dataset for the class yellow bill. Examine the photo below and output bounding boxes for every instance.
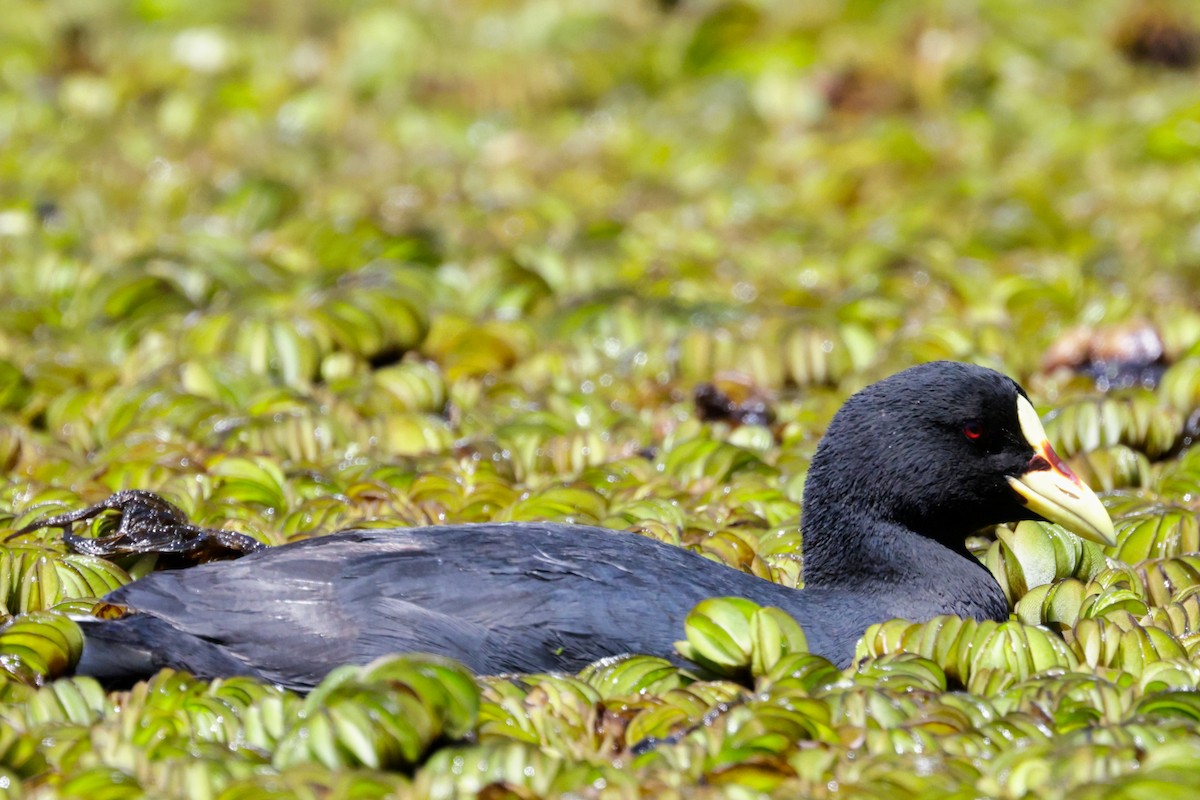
[1006,395,1116,547]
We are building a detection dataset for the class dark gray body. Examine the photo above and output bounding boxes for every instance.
[77,521,1005,690]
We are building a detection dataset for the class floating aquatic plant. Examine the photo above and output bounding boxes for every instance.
[4,0,1200,795]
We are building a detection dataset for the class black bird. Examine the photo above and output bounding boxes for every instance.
[74,362,1114,689]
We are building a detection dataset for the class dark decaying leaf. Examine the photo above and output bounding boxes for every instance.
[10,490,264,566]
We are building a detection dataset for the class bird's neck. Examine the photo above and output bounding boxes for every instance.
[800,500,1008,624]
[801,495,985,588]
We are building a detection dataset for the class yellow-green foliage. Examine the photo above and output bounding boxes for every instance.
[5,0,1200,795]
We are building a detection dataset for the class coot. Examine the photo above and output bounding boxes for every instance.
[75,361,1114,688]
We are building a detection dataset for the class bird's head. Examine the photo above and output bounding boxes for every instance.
[804,361,1114,551]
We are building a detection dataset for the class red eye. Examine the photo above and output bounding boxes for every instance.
[963,421,983,440]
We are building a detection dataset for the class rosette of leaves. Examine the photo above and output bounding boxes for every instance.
[825,682,924,737]
[736,687,839,751]
[0,612,85,686]
[807,749,982,800]
[200,764,408,800]
[309,267,434,371]
[576,654,689,700]
[622,681,749,751]
[663,698,836,792]
[848,693,997,762]
[756,652,843,696]
[0,670,302,793]
[602,497,689,542]
[702,475,803,530]
[987,520,1110,607]
[273,654,479,771]
[476,673,602,756]
[658,435,773,486]
[857,616,1077,694]
[674,597,810,681]
[1152,446,1200,504]
[852,653,948,694]
[16,675,108,731]
[673,315,878,392]
[0,547,130,617]
[494,484,609,525]
[1111,505,1199,563]
[676,529,772,582]
[419,315,533,384]
[1135,659,1200,694]
[1017,562,1157,635]
[0,721,46,783]
[169,352,263,413]
[1138,556,1200,607]
[0,543,131,686]
[1159,357,1200,413]
[214,404,353,468]
[974,738,1142,800]
[81,669,297,760]
[1065,445,1153,493]
[414,741,634,800]
[1043,392,1181,459]
[176,265,432,391]
[1067,617,1188,677]
[350,408,453,460]
[781,322,877,389]
[1014,579,1090,630]
[1143,588,1200,655]
[676,326,786,390]
[627,686,837,792]
[386,464,516,525]
[1070,743,1200,800]
[186,310,328,389]
[486,402,632,484]
[993,671,1133,732]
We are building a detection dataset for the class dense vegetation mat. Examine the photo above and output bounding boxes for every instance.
[4,0,1200,796]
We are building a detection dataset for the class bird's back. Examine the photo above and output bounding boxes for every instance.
[79,524,832,688]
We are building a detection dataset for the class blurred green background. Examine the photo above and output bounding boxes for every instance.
[4,0,1200,797]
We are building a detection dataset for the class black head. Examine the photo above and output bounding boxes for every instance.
[800,361,1113,580]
